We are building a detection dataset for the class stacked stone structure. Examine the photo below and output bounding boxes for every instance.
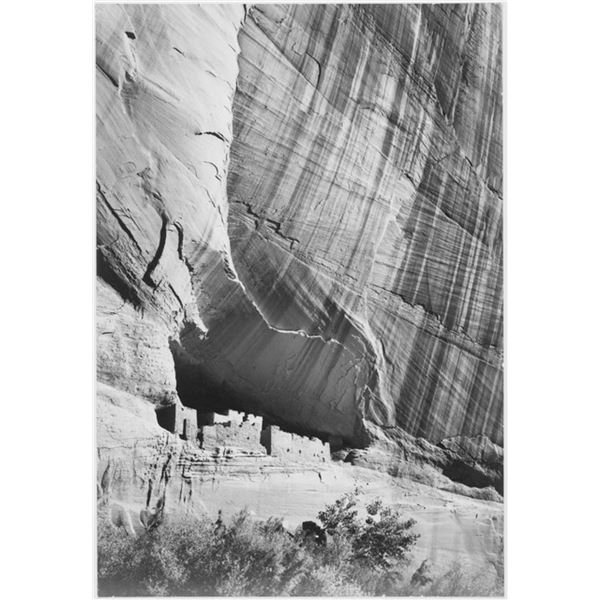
[156,405,332,462]
[198,410,264,452]
[155,403,198,442]
[260,426,330,462]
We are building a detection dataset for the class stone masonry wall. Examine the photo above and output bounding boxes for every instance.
[260,426,330,462]
[199,413,264,453]
[155,403,198,442]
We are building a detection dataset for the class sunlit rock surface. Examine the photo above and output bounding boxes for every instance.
[190,3,503,451]
[96,2,246,403]
[96,2,503,513]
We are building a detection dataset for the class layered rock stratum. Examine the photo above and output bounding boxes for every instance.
[96,2,503,571]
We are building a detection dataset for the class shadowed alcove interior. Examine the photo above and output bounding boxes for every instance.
[167,336,339,447]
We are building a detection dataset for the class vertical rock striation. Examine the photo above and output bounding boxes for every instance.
[96,3,503,492]
[197,3,503,450]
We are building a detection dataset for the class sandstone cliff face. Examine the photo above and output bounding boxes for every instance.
[96,2,244,399]
[96,3,503,491]
[176,3,503,449]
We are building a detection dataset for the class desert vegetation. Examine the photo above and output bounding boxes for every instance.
[97,489,502,596]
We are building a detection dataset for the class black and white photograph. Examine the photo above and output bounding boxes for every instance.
[95,2,503,596]
[6,0,600,598]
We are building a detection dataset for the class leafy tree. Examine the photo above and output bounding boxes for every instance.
[317,489,419,572]
[353,504,418,570]
[317,489,362,536]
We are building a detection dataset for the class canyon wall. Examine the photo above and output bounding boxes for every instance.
[174,3,503,450]
[96,3,503,497]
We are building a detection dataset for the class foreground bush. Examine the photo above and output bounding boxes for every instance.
[98,510,308,596]
[98,489,500,596]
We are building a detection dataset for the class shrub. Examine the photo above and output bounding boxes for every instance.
[317,489,419,570]
[98,490,421,596]
[393,559,504,597]
[427,561,503,596]
[188,510,309,595]
[293,565,364,596]
[97,513,209,596]
[98,510,310,596]
[317,489,362,536]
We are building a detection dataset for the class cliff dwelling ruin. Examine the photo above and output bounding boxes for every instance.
[155,403,332,463]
